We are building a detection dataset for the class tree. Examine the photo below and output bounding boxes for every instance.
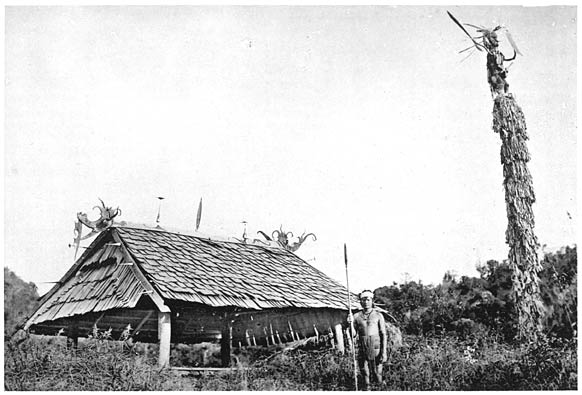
[4,267,40,337]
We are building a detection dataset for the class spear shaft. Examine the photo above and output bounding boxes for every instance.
[344,243,358,391]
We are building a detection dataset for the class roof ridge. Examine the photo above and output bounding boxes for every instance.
[112,221,283,250]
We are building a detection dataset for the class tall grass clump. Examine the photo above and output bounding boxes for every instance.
[384,333,576,391]
[187,347,356,391]
[4,330,177,391]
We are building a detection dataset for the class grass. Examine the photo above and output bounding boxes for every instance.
[4,335,176,391]
[4,332,577,391]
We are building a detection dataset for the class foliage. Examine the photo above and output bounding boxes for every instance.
[183,348,355,391]
[9,331,575,391]
[190,333,576,391]
[4,331,176,391]
[171,342,222,367]
[375,246,576,341]
[4,267,40,338]
[538,245,577,338]
[4,323,577,390]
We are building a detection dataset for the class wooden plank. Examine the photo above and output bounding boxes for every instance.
[172,367,250,372]
[134,310,155,335]
[171,366,251,377]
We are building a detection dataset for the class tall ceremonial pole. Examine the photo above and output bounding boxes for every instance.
[344,243,358,391]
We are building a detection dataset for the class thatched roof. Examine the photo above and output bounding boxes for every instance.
[25,224,356,329]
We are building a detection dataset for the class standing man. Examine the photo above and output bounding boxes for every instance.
[350,290,387,389]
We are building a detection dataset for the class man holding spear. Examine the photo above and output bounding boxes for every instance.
[350,290,388,389]
[345,244,387,389]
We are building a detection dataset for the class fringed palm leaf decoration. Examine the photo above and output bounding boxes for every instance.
[448,11,545,342]
[493,95,545,341]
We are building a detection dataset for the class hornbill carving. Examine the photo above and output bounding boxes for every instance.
[257,226,316,252]
[71,199,121,260]
[75,199,121,240]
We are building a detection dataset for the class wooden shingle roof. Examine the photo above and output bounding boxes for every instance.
[116,225,351,310]
[26,224,355,328]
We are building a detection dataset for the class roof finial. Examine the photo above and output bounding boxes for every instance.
[257,226,316,252]
[73,199,121,259]
[241,220,248,243]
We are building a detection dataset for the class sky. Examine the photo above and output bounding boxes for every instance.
[4,5,577,296]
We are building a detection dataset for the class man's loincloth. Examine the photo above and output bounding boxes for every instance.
[359,335,381,373]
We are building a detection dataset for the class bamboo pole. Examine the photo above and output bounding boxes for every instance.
[263,327,270,346]
[288,321,296,341]
[244,329,251,347]
[269,323,276,345]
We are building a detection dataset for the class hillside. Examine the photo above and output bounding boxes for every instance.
[4,268,40,337]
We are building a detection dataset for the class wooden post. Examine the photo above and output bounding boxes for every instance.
[345,327,353,351]
[158,311,171,368]
[221,313,233,367]
[334,323,345,353]
[328,326,335,347]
